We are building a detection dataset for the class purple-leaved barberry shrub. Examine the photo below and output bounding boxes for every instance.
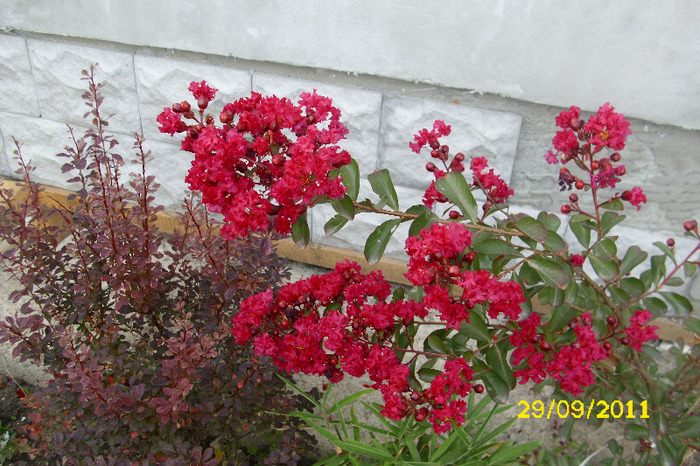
[0,65,317,465]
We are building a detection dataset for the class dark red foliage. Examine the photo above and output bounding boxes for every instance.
[0,65,315,465]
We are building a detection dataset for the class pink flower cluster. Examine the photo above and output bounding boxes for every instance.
[410,121,512,209]
[510,310,659,396]
[158,83,351,238]
[470,157,513,204]
[232,222,526,433]
[544,103,645,211]
[623,310,659,350]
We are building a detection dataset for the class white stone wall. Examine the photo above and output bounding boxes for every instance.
[0,32,699,304]
[2,1,699,130]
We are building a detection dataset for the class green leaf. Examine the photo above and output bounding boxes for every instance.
[425,330,452,355]
[542,230,569,253]
[333,438,395,462]
[609,286,630,306]
[339,159,360,201]
[592,238,617,262]
[653,241,677,265]
[459,311,491,343]
[548,305,577,332]
[660,291,693,316]
[684,262,698,278]
[490,441,541,464]
[569,214,594,248]
[600,198,624,211]
[683,316,700,335]
[600,211,626,235]
[650,255,667,285]
[409,210,439,238]
[324,214,349,236]
[473,360,510,404]
[291,212,310,249]
[472,238,522,257]
[643,296,667,315]
[516,217,548,243]
[368,169,399,211]
[589,255,619,282]
[537,211,561,232]
[417,367,442,383]
[625,423,649,441]
[330,194,355,220]
[484,341,515,389]
[364,218,401,264]
[529,257,570,289]
[435,171,478,222]
[620,277,646,297]
[620,246,648,276]
[326,389,375,415]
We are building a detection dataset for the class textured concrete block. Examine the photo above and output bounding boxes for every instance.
[0,114,86,188]
[0,35,41,117]
[140,138,194,209]
[135,55,251,143]
[254,73,382,177]
[379,96,522,190]
[26,39,139,135]
[311,179,425,260]
[0,124,9,177]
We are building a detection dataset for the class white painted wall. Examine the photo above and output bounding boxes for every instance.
[1,0,699,129]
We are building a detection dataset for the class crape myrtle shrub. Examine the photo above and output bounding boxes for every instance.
[158,79,700,464]
[0,66,316,465]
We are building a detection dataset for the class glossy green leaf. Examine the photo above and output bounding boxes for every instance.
[589,255,619,282]
[324,214,349,236]
[548,304,577,332]
[592,238,617,262]
[537,211,561,232]
[643,296,668,315]
[330,194,355,220]
[417,367,442,383]
[368,169,399,211]
[620,246,648,276]
[600,198,624,211]
[516,217,548,243]
[478,366,510,404]
[435,171,478,222]
[459,310,491,343]
[484,341,515,389]
[364,218,401,264]
[529,257,570,289]
[542,230,569,253]
[620,277,646,297]
[653,241,677,265]
[650,255,667,285]
[425,330,452,355]
[569,214,594,248]
[660,291,692,315]
[291,212,310,249]
[609,286,630,306]
[339,159,360,201]
[600,211,626,235]
[472,238,522,257]
[563,279,579,304]
[409,210,439,238]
